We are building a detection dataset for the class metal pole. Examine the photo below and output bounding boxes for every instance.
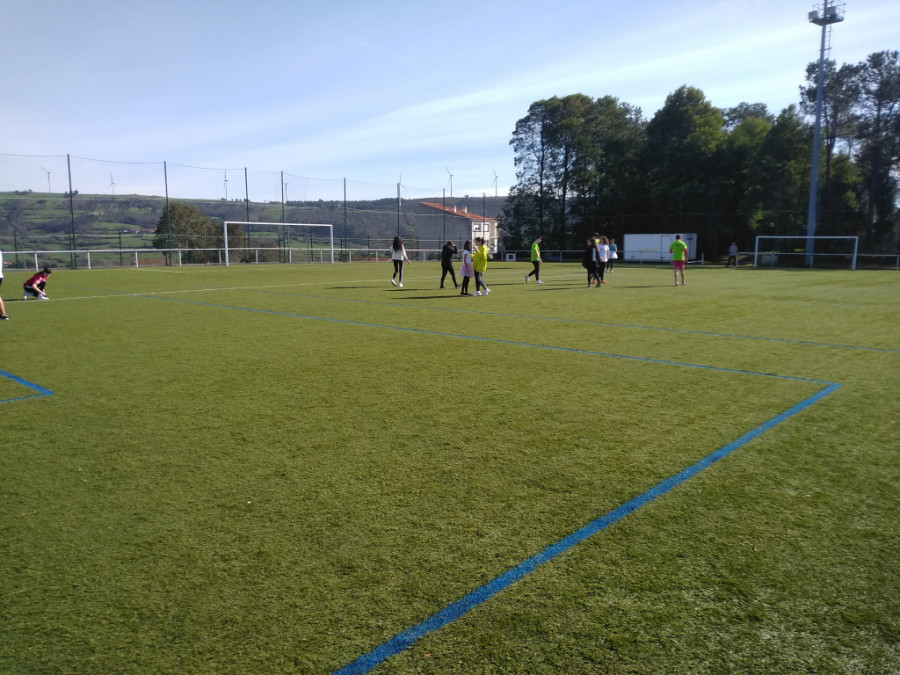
[397,182,401,235]
[442,188,446,243]
[67,154,77,269]
[343,177,348,258]
[164,161,172,266]
[805,0,844,265]
[805,4,829,264]
[244,168,250,222]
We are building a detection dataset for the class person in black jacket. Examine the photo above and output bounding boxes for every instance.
[440,241,460,289]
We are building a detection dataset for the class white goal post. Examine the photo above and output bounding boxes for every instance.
[222,221,334,266]
[754,236,859,270]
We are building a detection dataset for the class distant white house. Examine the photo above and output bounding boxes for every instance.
[419,202,498,253]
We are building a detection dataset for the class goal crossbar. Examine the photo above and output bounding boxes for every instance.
[222,221,334,266]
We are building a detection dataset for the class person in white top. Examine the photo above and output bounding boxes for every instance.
[390,235,412,288]
[458,240,474,296]
[595,234,610,285]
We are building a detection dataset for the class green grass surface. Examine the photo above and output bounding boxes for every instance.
[1,263,897,674]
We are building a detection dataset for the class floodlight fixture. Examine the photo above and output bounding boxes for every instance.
[804,0,845,264]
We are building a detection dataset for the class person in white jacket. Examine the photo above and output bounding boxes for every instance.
[390,235,412,288]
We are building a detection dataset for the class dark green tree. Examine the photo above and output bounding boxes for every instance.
[745,105,812,237]
[723,102,775,130]
[719,114,773,249]
[642,86,725,234]
[569,96,645,241]
[855,50,900,248]
[153,202,240,265]
[800,59,862,235]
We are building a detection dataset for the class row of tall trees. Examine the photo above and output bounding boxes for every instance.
[501,51,900,256]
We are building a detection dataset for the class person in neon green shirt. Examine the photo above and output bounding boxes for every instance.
[472,237,490,296]
[670,234,688,286]
[525,235,543,284]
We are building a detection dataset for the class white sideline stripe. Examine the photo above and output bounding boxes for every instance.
[48,268,592,302]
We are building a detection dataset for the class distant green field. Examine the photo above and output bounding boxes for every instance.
[1,263,897,674]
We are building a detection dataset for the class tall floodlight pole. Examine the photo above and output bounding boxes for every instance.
[806,1,845,265]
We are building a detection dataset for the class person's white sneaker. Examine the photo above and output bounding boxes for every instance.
[391,279,396,286]
[473,291,482,296]
[484,288,491,295]
[399,283,404,288]
[536,280,543,284]
[38,295,49,300]
[524,274,529,283]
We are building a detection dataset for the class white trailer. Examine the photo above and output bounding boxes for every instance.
[623,233,696,262]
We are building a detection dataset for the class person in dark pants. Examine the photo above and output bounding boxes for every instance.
[583,237,601,287]
[525,235,543,284]
[440,241,459,289]
[390,236,411,288]
[23,267,52,300]
[727,242,738,268]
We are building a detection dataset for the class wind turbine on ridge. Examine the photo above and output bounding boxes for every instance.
[445,167,453,198]
[40,167,51,193]
[492,169,499,198]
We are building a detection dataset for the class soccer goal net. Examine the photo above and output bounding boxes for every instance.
[753,236,859,270]
[222,221,334,265]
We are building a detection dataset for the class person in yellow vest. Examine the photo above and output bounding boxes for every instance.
[472,237,491,296]
[525,235,543,284]
[670,234,688,286]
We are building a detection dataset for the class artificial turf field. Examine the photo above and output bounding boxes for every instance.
[0,262,897,674]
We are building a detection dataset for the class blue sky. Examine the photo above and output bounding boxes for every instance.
[1,0,896,200]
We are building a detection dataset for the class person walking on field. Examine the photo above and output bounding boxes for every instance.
[23,267,52,300]
[583,236,602,287]
[472,237,491,296]
[607,237,618,272]
[525,235,543,284]
[0,248,9,319]
[440,240,459,289]
[597,235,610,285]
[390,236,412,288]
[459,240,474,296]
[670,235,688,286]
[727,242,738,268]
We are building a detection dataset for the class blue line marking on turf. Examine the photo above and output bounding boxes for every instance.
[133,293,845,673]
[0,369,55,404]
[333,381,842,674]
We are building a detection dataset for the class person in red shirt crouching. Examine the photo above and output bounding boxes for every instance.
[24,267,52,300]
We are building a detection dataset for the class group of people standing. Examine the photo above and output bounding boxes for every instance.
[583,234,617,287]
[391,235,491,296]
